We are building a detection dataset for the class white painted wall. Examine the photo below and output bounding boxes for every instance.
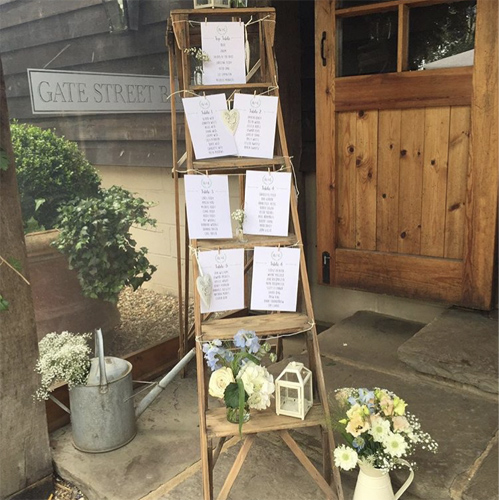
[98,165,445,324]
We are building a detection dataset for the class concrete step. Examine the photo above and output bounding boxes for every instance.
[397,308,499,393]
[308,310,499,500]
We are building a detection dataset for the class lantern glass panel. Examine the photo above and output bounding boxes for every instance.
[283,372,300,384]
[194,0,211,8]
[304,376,312,405]
[280,386,299,412]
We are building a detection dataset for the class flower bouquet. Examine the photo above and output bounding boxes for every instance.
[184,47,210,85]
[34,331,92,401]
[332,387,438,472]
[231,209,246,242]
[203,329,276,434]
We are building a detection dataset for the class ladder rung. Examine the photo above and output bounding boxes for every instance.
[172,8,275,16]
[195,233,298,251]
[193,156,286,170]
[201,312,311,341]
[206,403,324,438]
[190,82,275,92]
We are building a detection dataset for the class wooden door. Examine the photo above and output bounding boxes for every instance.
[315,0,498,309]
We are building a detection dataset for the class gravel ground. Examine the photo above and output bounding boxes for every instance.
[105,286,194,357]
[51,475,86,500]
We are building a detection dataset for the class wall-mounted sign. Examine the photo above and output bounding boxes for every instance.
[27,69,170,114]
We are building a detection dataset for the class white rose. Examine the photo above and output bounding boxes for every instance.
[208,367,235,399]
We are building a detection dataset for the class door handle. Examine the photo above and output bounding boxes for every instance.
[320,31,327,67]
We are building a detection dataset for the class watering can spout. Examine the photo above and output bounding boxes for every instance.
[135,348,195,419]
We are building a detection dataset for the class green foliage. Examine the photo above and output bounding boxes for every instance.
[224,382,240,409]
[10,122,100,231]
[54,186,157,302]
[0,148,8,171]
[0,295,9,311]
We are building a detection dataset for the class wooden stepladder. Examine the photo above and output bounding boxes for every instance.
[168,8,343,500]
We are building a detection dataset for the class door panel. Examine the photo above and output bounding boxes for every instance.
[315,0,497,309]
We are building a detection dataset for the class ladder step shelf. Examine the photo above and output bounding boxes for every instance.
[206,403,325,438]
[195,233,297,251]
[201,312,311,341]
[193,155,286,169]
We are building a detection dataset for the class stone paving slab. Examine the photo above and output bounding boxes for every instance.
[318,311,425,374]
[463,440,499,500]
[397,308,499,393]
[51,375,201,500]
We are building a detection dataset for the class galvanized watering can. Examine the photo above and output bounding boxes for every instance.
[49,329,194,453]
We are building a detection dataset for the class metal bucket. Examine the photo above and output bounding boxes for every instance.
[68,329,137,453]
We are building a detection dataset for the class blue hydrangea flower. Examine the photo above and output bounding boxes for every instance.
[202,340,225,371]
[233,329,260,354]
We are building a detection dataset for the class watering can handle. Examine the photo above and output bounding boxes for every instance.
[394,459,414,500]
[95,328,108,393]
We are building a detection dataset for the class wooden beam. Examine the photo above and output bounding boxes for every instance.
[216,435,255,500]
[335,67,472,111]
[335,249,463,303]
[397,4,409,72]
[335,0,469,18]
[315,0,336,285]
[279,430,335,500]
[462,0,499,309]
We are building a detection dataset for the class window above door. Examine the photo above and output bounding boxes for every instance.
[335,0,476,77]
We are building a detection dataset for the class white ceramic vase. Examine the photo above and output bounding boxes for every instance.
[353,460,414,500]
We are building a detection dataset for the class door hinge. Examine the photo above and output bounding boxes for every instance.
[322,251,331,284]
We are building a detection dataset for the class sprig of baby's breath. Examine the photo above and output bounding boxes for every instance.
[34,331,92,401]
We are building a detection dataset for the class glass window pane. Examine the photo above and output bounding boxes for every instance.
[408,1,476,71]
[338,12,398,77]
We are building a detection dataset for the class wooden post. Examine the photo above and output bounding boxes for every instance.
[462,0,499,309]
[0,59,53,500]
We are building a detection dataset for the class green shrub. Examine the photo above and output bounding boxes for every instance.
[10,122,100,231]
[55,186,157,302]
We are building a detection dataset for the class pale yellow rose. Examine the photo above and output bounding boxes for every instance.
[346,414,370,437]
[208,367,235,399]
[393,396,407,416]
[380,396,394,416]
[392,416,410,432]
[346,403,364,419]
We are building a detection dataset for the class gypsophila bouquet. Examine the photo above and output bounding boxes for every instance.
[184,47,210,62]
[332,387,438,472]
[203,329,276,434]
[231,209,245,230]
[34,331,92,401]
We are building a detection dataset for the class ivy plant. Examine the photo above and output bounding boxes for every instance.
[54,186,157,303]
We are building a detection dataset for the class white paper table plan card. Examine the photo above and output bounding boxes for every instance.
[184,175,233,239]
[250,247,301,312]
[182,94,237,159]
[201,22,246,85]
[243,170,291,236]
[233,93,278,159]
[198,249,245,313]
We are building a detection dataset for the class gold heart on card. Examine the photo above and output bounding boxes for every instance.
[221,109,240,134]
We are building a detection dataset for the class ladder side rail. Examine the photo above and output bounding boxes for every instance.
[168,20,186,364]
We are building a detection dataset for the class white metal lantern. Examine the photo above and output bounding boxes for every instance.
[275,362,313,420]
[193,0,231,9]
